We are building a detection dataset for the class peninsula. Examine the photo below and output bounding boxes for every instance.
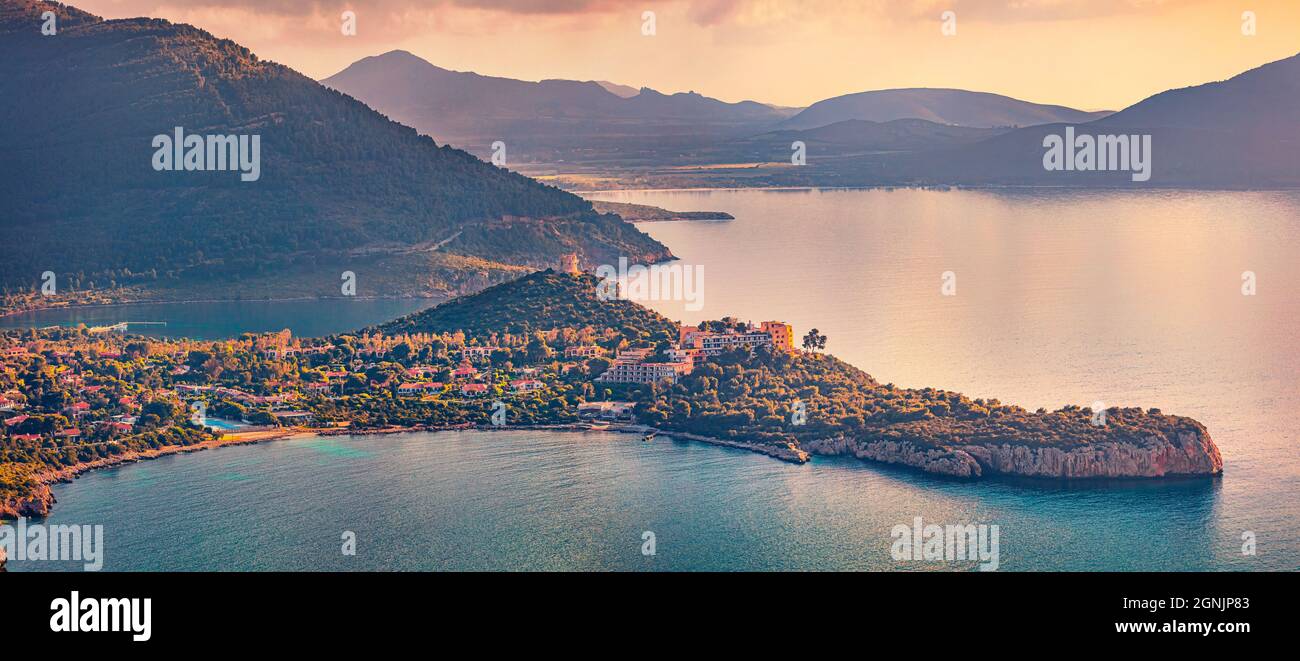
[0,268,1222,519]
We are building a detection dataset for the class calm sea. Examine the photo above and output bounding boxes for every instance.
[8,189,1299,571]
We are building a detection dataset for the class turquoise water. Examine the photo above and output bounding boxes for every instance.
[0,298,432,340]
[6,430,1271,571]
[7,189,1299,571]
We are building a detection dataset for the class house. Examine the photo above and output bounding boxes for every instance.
[596,360,692,385]
[460,383,489,397]
[3,414,30,427]
[55,428,81,439]
[678,320,795,355]
[271,411,315,425]
[397,382,440,395]
[564,345,605,358]
[613,348,653,363]
[577,401,636,421]
[460,346,498,360]
[510,379,544,393]
[64,402,92,417]
[452,362,480,380]
[667,347,701,364]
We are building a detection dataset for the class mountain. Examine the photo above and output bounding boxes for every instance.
[744,118,1008,153]
[781,88,1112,130]
[0,0,670,305]
[595,81,639,98]
[876,53,1300,187]
[592,54,1300,190]
[375,269,678,339]
[1095,53,1300,133]
[321,50,789,163]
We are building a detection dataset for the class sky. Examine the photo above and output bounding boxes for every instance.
[72,0,1300,110]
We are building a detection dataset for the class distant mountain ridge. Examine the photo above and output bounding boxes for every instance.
[781,88,1113,130]
[874,52,1300,187]
[322,50,1119,172]
[548,53,1300,190]
[322,50,787,161]
[0,0,670,304]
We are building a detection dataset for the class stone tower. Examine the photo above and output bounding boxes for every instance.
[559,253,581,275]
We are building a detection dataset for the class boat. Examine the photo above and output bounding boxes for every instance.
[643,432,656,442]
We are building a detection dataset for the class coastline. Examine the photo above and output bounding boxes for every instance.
[0,428,316,521]
[0,421,812,521]
[0,415,1225,522]
[0,293,440,322]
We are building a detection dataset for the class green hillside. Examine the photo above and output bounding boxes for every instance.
[0,0,670,305]
[377,270,678,339]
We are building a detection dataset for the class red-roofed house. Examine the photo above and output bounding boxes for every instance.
[398,382,440,394]
[460,383,489,396]
[510,379,544,393]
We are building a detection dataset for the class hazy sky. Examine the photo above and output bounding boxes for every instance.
[73,0,1300,110]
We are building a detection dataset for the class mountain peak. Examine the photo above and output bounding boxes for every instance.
[0,0,100,33]
[1,0,670,301]
[782,87,1112,130]
[377,269,678,338]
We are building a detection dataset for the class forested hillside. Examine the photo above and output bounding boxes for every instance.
[0,0,669,305]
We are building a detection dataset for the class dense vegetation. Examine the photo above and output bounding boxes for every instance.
[0,0,670,305]
[616,347,1202,451]
[377,270,679,339]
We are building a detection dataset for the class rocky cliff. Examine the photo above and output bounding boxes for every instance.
[0,481,54,519]
[803,426,1222,479]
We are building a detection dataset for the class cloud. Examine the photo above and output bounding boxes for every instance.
[83,0,650,19]
[76,0,1207,28]
[904,0,1207,23]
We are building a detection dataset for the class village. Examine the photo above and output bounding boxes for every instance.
[0,317,796,446]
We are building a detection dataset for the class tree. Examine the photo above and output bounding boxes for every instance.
[801,328,827,353]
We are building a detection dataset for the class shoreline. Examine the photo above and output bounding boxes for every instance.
[0,294,440,322]
[1,417,1219,522]
[0,421,809,521]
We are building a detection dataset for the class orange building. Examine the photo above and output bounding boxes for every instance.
[760,321,794,352]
